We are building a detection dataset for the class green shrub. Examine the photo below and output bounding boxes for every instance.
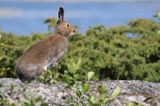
[0,19,160,82]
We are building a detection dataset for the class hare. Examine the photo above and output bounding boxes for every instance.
[16,7,76,82]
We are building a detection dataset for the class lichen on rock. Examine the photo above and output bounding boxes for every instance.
[0,78,159,106]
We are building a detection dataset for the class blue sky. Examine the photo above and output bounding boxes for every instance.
[0,0,159,19]
[0,0,159,2]
[0,0,159,35]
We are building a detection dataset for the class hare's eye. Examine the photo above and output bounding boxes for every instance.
[66,23,70,27]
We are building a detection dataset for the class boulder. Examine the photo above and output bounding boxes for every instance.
[0,78,159,106]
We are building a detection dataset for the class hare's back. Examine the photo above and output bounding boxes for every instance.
[17,34,68,67]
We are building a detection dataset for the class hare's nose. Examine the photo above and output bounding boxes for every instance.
[73,30,76,33]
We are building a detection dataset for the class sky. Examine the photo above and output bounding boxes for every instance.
[0,0,159,19]
[0,0,159,35]
[0,0,159,3]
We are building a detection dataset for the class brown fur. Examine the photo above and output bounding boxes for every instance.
[16,7,75,81]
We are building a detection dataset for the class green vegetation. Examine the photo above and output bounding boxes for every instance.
[0,18,160,82]
[44,17,57,31]
[154,10,160,19]
[67,82,121,105]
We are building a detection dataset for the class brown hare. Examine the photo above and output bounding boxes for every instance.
[16,7,76,82]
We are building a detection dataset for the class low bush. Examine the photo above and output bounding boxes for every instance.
[0,19,160,82]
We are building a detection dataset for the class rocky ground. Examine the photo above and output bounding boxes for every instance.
[0,78,159,106]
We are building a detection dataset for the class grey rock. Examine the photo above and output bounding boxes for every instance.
[0,78,159,106]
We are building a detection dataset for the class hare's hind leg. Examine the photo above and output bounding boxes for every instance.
[16,70,28,82]
[17,67,44,82]
[29,67,44,80]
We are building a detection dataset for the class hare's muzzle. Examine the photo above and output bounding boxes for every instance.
[69,27,76,36]
[69,32,75,36]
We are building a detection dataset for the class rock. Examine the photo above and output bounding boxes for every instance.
[0,78,159,106]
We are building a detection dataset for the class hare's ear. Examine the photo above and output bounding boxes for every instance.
[58,7,64,23]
